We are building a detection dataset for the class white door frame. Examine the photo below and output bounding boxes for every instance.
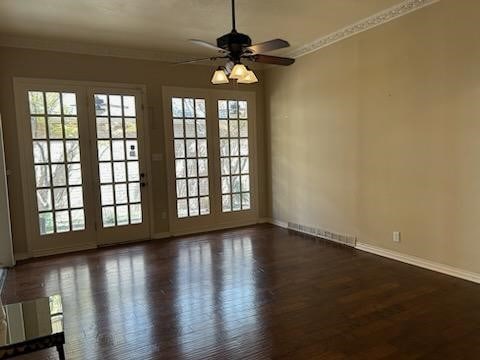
[163,86,259,236]
[13,78,153,257]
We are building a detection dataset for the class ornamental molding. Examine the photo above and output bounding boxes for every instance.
[288,0,440,58]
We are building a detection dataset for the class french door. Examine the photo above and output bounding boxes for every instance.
[163,87,258,235]
[14,79,150,256]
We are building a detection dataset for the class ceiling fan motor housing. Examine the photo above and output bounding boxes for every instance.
[217,31,252,59]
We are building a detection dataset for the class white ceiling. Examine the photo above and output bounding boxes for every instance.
[0,0,403,59]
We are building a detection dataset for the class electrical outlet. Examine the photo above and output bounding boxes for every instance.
[393,231,401,243]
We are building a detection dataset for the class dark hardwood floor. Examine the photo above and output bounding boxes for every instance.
[3,224,480,359]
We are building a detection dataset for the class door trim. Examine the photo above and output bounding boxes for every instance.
[13,77,153,257]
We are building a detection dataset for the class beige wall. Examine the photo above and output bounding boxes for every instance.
[0,47,267,255]
[266,0,480,274]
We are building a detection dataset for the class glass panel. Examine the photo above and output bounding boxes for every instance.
[50,141,65,163]
[198,158,208,177]
[239,120,248,137]
[219,120,228,138]
[37,189,52,211]
[53,188,68,210]
[222,176,230,194]
[69,187,84,208]
[230,139,239,156]
[200,197,210,215]
[66,141,80,162]
[126,140,138,160]
[130,204,142,224]
[99,163,113,184]
[28,92,45,114]
[228,100,238,118]
[38,212,54,235]
[125,118,137,138]
[232,193,241,211]
[184,98,194,118]
[177,199,188,218]
[218,100,228,118]
[113,162,126,182]
[46,92,61,115]
[110,118,124,138]
[33,141,49,164]
[239,101,248,119]
[129,183,141,203]
[127,161,140,181]
[35,165,50,187]
[102,206,115,227]
[62,93,77,115]
[222,195,231,212]
[116,205,129,225]
[123,96,136,116]
[187,159,197,177]
[172,98,183,118]
[221,158,230,175]
[71,209,85,231]
[241,175,250,192]
[95,94,108,116]
[109,95,122,116]
[67,164,82,186]
[185,119,196,138]
[230,157,240,175]
[229,120,238,137]
[96,118,110,138]
[51,164,66,186]
[114,183,128,204]
[64,117,79,139]
[173,119,184,138]
[55,210,70,233]
[31,116,47,139]
[101,185,114,206]
[199,178,209,196]
[231,176,241,193]
[195,99,206,118]
[175,159,186,178]
[171,97,210,218]
[242,193,251,210]
[48,117,63,139]
[196,119,206,138]
[112,140,125,161]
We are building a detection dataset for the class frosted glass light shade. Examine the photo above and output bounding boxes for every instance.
[229,63,248,79]
[237,69,259,84]
[211,67,229,84]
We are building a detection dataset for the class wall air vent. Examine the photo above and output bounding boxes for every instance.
[287,222,356,247]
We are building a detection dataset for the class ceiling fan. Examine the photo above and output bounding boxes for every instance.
[179,0,295,84]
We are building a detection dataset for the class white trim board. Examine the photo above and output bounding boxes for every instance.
[288,0,440,58]
[268,218,480,284]
[356,242,480,284]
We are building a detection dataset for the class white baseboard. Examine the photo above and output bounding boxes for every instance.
[356,242,480,284]
[269,218,288,228]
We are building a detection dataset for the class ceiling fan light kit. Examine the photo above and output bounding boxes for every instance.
[183,0,295,85]
[211,66,230,85]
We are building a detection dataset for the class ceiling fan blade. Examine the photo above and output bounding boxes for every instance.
[247,54,295,66]
[247,39,290,54]
[174,56,227,65]
[189,39,227,53]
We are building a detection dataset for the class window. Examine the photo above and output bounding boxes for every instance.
[218,100,251,212]
[171,97,210,218]
[28,91,85,234]
[94,94,143,227]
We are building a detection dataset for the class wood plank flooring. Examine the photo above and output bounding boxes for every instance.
[3,224,480,359]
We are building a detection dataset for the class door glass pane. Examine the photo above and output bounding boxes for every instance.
[95,93,143,227]
[27,91,86,235]
[218,99,251,212]
[171,97,210,218]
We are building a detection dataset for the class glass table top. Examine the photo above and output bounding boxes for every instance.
[0,295,63,346]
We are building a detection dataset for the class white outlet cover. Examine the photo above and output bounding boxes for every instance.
[393,231,401,243]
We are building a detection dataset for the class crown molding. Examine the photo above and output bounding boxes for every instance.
[0,34,203,64]
[288,0,440,58]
